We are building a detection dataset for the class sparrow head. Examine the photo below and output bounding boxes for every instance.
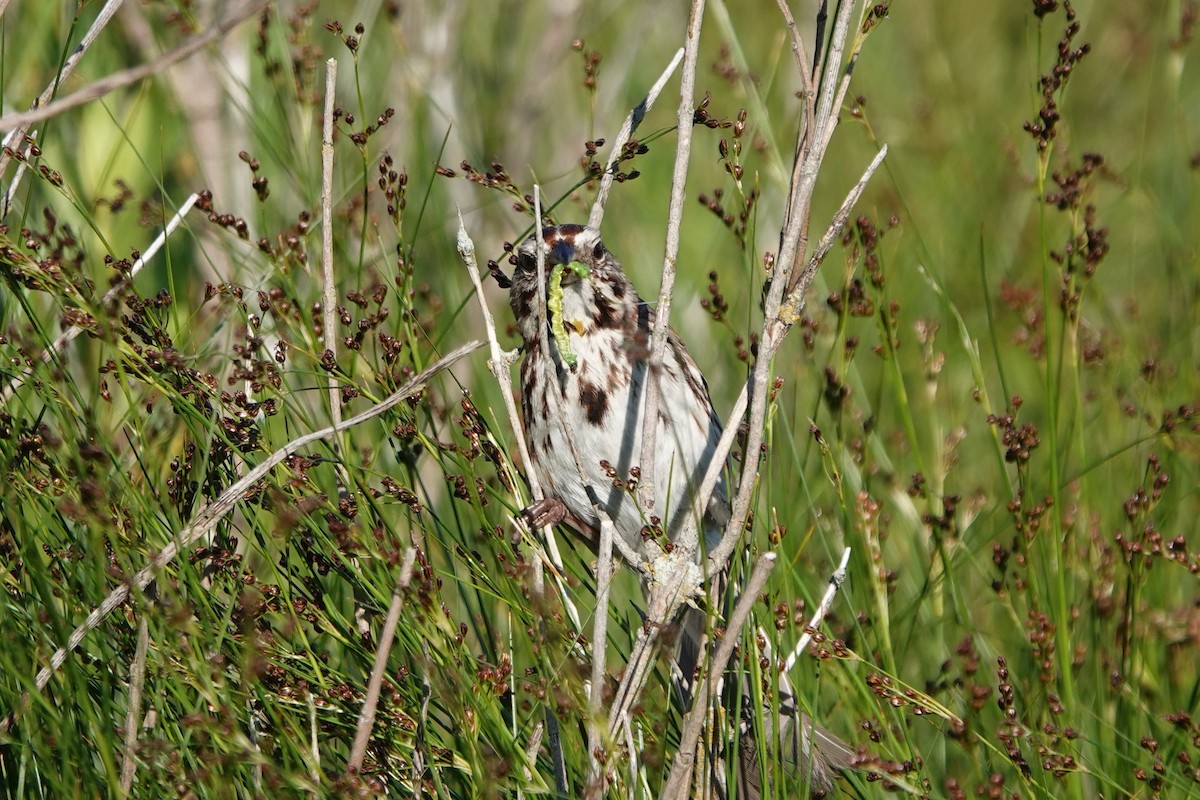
[514,224,613,284]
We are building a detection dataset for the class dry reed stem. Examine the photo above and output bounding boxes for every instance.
[598,0,710,753]
[320,59,346,459]
[118,614,150,796]
[708,0,867,576]
[635,0,706,536]
[346,548,418,772]
[1,134,35,217]
[775,0,817,100]
[784,547,852,671]
[779,145,888,324]
[587,47,685,230]
[662,553,777,799]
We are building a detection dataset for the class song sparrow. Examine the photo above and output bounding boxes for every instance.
[509,224,855,796]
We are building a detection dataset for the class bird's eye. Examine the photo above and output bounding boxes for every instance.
[592,241,606,259]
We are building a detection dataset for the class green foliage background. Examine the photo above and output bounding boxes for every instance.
[0,0,1197,797]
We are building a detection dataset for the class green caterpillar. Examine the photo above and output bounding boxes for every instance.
[547,261,591,370]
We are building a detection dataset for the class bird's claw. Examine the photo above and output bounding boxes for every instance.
[522,497,569,529]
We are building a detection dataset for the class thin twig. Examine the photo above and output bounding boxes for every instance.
[320,58,345,451]
[774,0,816,101]
[587,517,617,787]
[670,1,883,602]
[623,715,639,800]
[779,145,888,325]
[604,554,700,733]
[119,614,150,796]
[662,553,777,799]
[588,47,685,230]
[819,10,871,158]
[775,0,818,169]
[605,614,665,734]
[523,720,545,788]
[307,693,319,787]
[0,340,482,733]
[1,192,200,407]
[701,143,885,572]
[455,214,555,596]
[601,0,711,737]
[635,0,706,532]
[784,547,851,671]
[347,547,418,771]
[531,188,615,789]
[0,1,267,157]
[780,0,860,300]
[709,0,863,579]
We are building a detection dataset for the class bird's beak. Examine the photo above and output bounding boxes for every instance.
[549,239,576,266]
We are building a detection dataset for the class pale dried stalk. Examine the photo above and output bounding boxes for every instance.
[1,192,200,407]
[693,143,884,580]
[456,212,578,797]
[662,553,777,799]
[530,190,619,789]
[635,0,706,530]
[603,538,710,740]
[648,2,881,786]
[775,0,816,100]
[0,341,482,733]
[784,547,851,672]
[778,145,887,324]
[455,212,575,606]
[599,0,710,748]
[321,59,343,433]
[346,548,418,771]
[588,47,685,230]
[602,0,880,755]
[779,0,861,301]
[604,577,682,732]
[588,514,618,787]
[622,715,640,800]
[118,614,150,796]
[319,59,354,495]
[774,0,818,167]
[522,720,545,790]
[0,0,267,152]
[307,694,319,786]
[708,0,869,576]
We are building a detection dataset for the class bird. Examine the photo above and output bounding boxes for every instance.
[507,223,856,797]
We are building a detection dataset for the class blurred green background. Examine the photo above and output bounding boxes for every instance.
[1,0,1197,797]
